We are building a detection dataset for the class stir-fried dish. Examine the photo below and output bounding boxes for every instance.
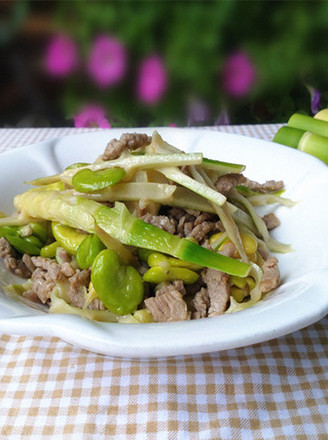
[0,132,294,323]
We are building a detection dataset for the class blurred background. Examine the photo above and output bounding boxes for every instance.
[1,0,328,128]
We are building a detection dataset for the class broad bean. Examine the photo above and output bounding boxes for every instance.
[210,231,257,256]
[72,167,126,193]
[40,241,59,258]
[76,234,105,269]
[52,222,87,255]
[91,249,144,315]
[6,235,41,255]
[147,252,202,271]
[143,266,199,284]
[65,162,90,170]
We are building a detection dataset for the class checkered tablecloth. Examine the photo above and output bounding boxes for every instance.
[0,125,327,440]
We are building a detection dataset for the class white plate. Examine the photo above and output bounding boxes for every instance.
[0,128,327,358]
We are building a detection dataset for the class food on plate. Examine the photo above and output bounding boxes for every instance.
[0,131,294,323]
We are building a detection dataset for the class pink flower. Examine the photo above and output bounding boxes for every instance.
[136,55,167,105]
[73,105,111,128]
[221,52,257,98]
[45,34,78,78]
[87,35,127,88]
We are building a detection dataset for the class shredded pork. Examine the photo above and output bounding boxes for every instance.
[102,133,151,161]
[263,213,281,230]
[215,173,284,196]
[144,282,190,322]
[259,257,280,293]
[21,255,99,310]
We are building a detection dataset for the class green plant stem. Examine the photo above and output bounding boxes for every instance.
[288,113,328,137]
[273,126,305,148]
[298,132,328,165]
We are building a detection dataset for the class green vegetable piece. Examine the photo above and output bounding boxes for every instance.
[143,266,199,284]
[7,283,26,295]
[40,241,59,258]
[95,203,251,277]
[0,225,40,255]
[76,234,106,269]
[65,162,90,170]
[6,235,40,256]
[273,126,304,149]
[147,252,202,271]
[72,167,126,193]
[29,222,48,243]
[0,225,19,239]
[138,248,154,262]
[45,182,65,191]
[23,235,43,249]
[91,249,144,315]
[202,157,245,174]
[298,132,328,165]
[52,221,87,255]
[288,113,328,137]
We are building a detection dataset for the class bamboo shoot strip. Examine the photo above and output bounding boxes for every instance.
[14,189,251,277]
[202,157,246,174]
[158,166,227,206]
[29,153,204,186]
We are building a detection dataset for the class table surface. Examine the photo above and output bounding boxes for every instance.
[0,125,327,440]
